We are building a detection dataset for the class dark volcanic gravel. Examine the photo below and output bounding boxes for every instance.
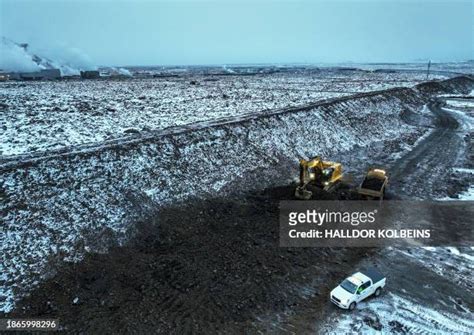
[7,186,372,334]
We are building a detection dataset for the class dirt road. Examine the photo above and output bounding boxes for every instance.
[318,98,474,333]
[390,99,470,198]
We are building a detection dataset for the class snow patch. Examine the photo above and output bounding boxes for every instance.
[322,292,474,334]
[439,185,474,201]
[442,107,474,132]
[397,248,474,289]
[446,99,474,108]
[456,186,474,200]
[453,167,474,174]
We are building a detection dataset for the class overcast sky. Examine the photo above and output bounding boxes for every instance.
[1,0,472,66]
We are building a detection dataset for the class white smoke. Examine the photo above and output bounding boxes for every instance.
[0,37,42,72]
[222,65,236,74]
[31,44,97,76]
[117,67,132,76]
[0,37,97,76]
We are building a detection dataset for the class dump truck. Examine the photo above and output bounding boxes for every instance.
[295,156,344,200]
[357,168,388,200]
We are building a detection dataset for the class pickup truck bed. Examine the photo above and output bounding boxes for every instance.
[362,268,385,285]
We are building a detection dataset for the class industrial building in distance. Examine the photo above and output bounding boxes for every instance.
[1,38,101,81]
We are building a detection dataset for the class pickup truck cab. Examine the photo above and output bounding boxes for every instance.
[330,268,386,310]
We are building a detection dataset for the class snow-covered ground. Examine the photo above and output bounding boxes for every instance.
[323,291,474,334]
[336,61,474,75]
[440,97,474,201]
[0,77,434,313]
[441,168,474,201]
[0,73,471,315]
[320,93,474,334]
[0,71,447,157]
[446,99,474,109]
[321,247,474,334]
[456,186,474,200]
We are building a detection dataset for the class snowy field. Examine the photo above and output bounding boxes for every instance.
[0,70,448,157]
[321,247,474,334]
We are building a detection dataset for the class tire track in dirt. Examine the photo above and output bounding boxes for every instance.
[389,99,464,199]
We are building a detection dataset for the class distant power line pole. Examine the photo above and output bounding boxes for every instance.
[426,60,431,80]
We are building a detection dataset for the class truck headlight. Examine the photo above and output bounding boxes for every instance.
[323,182,329,186]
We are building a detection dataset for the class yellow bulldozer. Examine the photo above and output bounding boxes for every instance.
[295,156,388,200]
[295,156,344,200]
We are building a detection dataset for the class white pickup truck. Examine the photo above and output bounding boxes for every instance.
[330,268,386,310]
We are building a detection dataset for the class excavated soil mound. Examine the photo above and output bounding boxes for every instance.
[8,186,372,333]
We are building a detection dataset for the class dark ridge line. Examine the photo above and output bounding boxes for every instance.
[1,76,472,171]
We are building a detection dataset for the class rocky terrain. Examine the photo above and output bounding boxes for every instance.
[1,71,473,333]
[0,70,447,156]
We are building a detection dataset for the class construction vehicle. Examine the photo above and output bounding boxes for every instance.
[357,168,388,200]
[294,156,389,200]
[295,156,344,200]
